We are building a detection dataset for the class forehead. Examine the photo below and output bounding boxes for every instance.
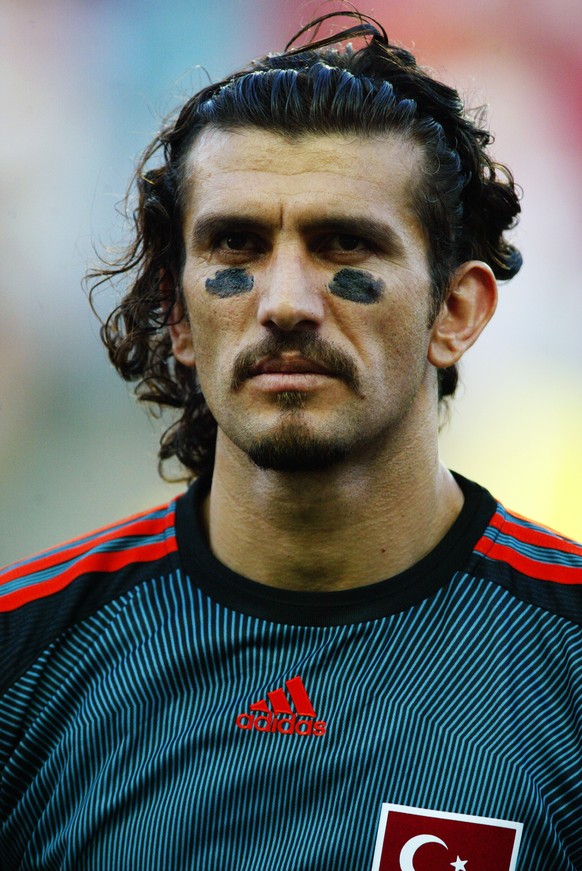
[181,127,425,234]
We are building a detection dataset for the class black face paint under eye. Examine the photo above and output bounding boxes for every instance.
[328,268,385,305]
[205,268,254,298]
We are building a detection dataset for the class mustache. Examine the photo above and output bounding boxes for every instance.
[230,333,362,395]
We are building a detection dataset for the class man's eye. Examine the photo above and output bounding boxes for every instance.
[217,233,253,251]
[325,234,368,253]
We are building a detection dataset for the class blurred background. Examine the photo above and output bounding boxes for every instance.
[1,0,581,566]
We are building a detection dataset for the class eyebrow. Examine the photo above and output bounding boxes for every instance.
[191,214,272,249]
[191,212,406,258]
[301,216,406,257]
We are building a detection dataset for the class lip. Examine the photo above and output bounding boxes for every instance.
[248,372,335,392]
[245,354,337,393]
[249,354,335,377]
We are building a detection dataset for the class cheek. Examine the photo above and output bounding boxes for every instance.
[182,262,254,357]
[346,300,432,378]
[186,294,250,377]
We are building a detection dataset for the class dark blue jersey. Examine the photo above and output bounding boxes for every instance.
[1,474,581,870]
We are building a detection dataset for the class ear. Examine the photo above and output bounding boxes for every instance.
[160,271,196,368]
[428,261,497,370]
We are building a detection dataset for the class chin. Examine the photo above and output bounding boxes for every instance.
[245,426,351,473]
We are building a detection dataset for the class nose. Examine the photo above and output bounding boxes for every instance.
[256,247,325,332]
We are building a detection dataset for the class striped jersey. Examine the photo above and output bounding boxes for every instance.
[1,473,581,870]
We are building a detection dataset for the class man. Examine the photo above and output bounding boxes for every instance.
[1,12,581,870]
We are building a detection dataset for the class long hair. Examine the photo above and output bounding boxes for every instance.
[88,10,522,482]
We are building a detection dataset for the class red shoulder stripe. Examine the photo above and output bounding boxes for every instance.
[0,534,178,613]
[488,510,582,558]
[0,507,175,586]
[475,538,582,585]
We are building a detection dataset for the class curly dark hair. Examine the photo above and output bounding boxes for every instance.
[88,10,522,482]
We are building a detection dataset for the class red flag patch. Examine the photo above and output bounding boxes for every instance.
[371,803,522,871]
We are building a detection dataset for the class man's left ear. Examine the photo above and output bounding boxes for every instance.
[428,261,498,369]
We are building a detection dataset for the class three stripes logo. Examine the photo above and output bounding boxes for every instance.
[236,675,327,736]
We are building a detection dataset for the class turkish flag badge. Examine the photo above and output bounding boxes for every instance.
[371,803,523,871]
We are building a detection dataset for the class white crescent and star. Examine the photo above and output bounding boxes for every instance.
[399,834,468,871]
[399,834,448,870]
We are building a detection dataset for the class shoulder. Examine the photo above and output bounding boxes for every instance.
[0,499,179,613]
[0,498,181,691]
[471,499,582,624]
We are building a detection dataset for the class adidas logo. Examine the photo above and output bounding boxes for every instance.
[236,675,327,736]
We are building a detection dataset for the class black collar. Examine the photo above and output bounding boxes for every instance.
[175,472,497,626]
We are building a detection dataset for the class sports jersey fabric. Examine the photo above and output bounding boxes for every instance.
[1,473,581,870]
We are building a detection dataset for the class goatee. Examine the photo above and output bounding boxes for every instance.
[246,412,350,472]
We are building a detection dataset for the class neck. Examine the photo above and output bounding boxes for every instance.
[201,416,463,593]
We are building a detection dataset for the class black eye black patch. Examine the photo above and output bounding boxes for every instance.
[328,268,385,304]
[205,268,254,297]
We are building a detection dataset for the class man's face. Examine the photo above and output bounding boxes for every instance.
[172,127,438,472]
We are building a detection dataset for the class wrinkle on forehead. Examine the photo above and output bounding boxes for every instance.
[185,126,421,186]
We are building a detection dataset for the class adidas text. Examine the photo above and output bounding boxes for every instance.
[235,711,327,736]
